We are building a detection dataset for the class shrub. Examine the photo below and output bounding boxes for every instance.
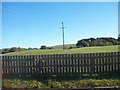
[47,47,54,49]
[40,45,47,49]
[28,47,33,50]
[9,47,18,52]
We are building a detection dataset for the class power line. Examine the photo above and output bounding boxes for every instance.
[2,6,48,24]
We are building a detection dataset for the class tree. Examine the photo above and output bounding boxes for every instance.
[118,36,120,44]
[1,48,10,54]
[9,47,18,52]
[33,48,38,50]
[40,45,47,49]
[28,47,32,50]
[76,37,119,48]
[76,40,89,47]
[18,47,22,51]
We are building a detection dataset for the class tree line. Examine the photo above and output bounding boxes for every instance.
[76,37,120,48]
[0,45,53,54]
[1,37,120,54]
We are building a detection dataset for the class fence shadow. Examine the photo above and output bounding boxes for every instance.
[3,70,120,83]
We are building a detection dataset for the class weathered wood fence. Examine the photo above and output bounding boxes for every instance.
[1,52,120,78]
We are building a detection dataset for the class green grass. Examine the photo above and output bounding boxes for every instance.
[2,45,120,88]
[3,79,120,88]
[3,71,120,88]
[2,45,120,55]
[50,44,76,49]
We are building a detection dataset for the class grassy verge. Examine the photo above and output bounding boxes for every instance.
[3,79,120,89]
[2,71,120,89]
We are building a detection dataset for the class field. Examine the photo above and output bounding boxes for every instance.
[3,45,120,55]
[51,44,76,49]
[2,45,120,89]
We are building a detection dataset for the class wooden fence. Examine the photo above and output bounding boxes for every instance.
[1,52,120,78]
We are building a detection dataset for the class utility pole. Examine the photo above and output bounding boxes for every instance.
[61,22,65,51]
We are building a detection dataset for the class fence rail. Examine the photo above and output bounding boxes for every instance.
[1,52,120,78]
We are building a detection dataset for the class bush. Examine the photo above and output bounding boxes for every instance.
[9,47,18,52]
[69,47,73,49]
[69,46,76,49]
[1,49,10,54]
[76,40,89,48]
[28,47,33,50]
[47,47,54,49]
[40,45,47,49]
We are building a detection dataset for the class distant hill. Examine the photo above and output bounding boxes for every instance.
[2,45,120,55]
[49,44,76,50]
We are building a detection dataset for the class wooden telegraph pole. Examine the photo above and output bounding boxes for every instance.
[61,22,65,51]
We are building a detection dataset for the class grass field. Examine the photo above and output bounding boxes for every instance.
[3,45,120,55]
[50,44,76,49]
[2,45,120,89]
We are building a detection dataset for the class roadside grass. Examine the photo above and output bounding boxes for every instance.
[2,45,119,55]
[3,71,120,89]
[3,79,120,89]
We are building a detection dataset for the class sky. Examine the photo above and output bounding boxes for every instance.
[2,2,118,48]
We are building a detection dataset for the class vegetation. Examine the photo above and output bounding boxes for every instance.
[76,37,120,48]
[1,37,120,54]
[2,45,119,55]
[50,44,76,50]
[40,45,47,49]
[3,79,120,89]
[3,71,120,89]
[2,37,120,89]
[1,47,27,54]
